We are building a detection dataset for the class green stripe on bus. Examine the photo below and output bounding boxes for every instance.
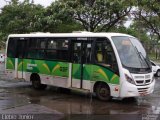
[6,57,119,85]
[6,58,15,69]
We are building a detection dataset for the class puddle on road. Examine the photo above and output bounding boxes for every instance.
[19,89,149,115]
[0,80,157,115]
[0,92,30,110]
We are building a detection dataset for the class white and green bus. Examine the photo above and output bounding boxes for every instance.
[5,32,155,101]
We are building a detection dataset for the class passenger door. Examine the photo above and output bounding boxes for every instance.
[71,41,83,88]
[71,39,92,89]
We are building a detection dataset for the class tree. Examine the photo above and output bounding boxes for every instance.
[50,0,134,32]
[110,24,150,42]
[0,0,45,41]
[41,1,83,33]
[133,0,160,39]
[130,0,160,59]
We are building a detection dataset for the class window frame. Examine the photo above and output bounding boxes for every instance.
[70,37,94,64]
[93,37,119,74]
[25,37,47,60]
[45,37,70,61]
[25,37,70,62]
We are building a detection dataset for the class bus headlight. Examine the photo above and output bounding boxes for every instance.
[125,74,135,85]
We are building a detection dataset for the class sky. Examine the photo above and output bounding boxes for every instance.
[0,0,54,9]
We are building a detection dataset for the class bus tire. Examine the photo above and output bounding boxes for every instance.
[156,70,160,77]
[95,82,111,101]
[31,74,47,90]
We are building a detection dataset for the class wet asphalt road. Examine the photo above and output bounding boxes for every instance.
[0,63,160,120]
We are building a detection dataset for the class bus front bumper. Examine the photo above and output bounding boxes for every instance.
[120,80,155,98]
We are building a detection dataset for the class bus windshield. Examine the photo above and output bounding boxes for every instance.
[112,36,151,70]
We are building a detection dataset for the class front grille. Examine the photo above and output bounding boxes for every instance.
[137,87,149,93]
[131,74,151,95]
[146,79,151,84]
[145,75,150,79]
[133,74,151,86]
[134,76,144,79]
[136,80,144,84]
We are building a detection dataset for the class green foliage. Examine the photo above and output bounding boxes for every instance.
[41,1,83,33]
[134,0,160,39]
[0,0,45,41]
[110,25,150,42]
[0,0,83,42]
[0,0,159,45]
[55,0,134,32]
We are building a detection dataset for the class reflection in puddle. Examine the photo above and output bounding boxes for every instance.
[18,88,150,115]
[0,85,154,115]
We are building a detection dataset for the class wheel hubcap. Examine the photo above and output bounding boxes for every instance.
[33,80,40,88]
[99,88,108,97]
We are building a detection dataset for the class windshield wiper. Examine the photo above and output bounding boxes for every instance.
[134,46,144,68]
[139,51,151,68]
[134,46,150,68]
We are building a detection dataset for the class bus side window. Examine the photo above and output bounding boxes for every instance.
[26,38,46,59]
[26,38,37,59]
[7,38,17,58]
[95,42,103,63]
[17,39,26,58]
[95,38,118,73]
[37,39,46,59]
[85,43,92,63]
[46,38,69,61]
[73,43,81,63]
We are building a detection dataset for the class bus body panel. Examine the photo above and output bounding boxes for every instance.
[120,77,155,97]
[5,32,155,99]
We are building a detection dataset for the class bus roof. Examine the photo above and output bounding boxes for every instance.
[8,32,134,39]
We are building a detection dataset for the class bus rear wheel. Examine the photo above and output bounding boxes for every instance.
[95,83,111,101]
[31,74,47,90]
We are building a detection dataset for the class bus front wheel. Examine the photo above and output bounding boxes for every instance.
[31,74,47,90]
[95,82,111,101]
